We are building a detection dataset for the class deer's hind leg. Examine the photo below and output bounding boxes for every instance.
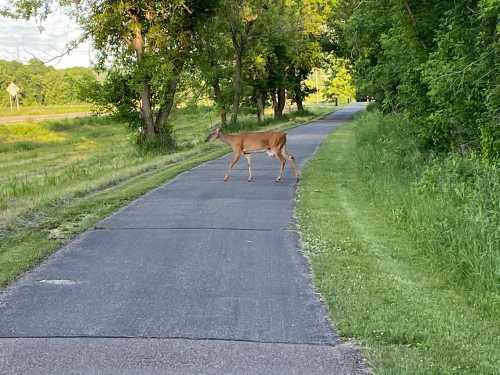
[224,151,241,182]
[281,147,300,181]
[275,149,287,183]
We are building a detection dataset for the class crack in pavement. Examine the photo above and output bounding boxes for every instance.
[94,226,276,231]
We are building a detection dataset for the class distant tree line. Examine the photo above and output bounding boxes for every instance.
[0,59,97,107]
[330,0,499,162]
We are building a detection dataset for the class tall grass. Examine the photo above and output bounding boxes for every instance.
[354,111,500,295]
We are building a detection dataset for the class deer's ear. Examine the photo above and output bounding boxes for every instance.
[205,129,214,142]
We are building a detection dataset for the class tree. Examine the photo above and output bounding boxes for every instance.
[245,52,268,123]
[191,13,233,127]
[288,38,322,112]
[86,1,218,146]
[323,58,355,104]
[224,0,260,124]
[250,0,331,119]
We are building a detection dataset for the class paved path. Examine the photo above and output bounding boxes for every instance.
[0,112,90,125]
[0,103,368,374]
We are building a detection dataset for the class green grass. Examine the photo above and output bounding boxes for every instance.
[0,103,337,287]
[0,104,91,117]
[354,111,499,294]
[296,116,500,374]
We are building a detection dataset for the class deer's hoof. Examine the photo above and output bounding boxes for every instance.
[248,177,254,182]
[224,175,229,182]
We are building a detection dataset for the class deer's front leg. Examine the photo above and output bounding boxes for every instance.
[224,152,241,182]
[244,153,253,182]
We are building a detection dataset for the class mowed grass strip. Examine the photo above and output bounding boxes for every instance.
[0,104,91,117]
[0,103,337,287]
[296,122,500,374]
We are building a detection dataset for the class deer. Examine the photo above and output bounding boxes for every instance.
[205,127,300,183]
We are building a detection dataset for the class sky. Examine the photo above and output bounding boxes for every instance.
[0,3,92,69]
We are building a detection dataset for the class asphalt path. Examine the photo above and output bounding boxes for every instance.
[0,103,368,374]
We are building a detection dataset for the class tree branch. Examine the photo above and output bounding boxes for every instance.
[403,0,428,51]
[20,33,88,65]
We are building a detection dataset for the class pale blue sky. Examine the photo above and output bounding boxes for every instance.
[0,2,92,69]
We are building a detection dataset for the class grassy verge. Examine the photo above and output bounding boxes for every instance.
[296,114,500,374]
[0,103,337,287]
[0,104,91,117]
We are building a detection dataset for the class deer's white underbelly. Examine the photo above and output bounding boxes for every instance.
[243,148,276,157]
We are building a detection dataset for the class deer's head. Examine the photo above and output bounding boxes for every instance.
[205,127,221,142]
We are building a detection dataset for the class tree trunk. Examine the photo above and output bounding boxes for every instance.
[229,17,255,125]
[274,88,286,120]
[230,50,242,124]
[129,18,156,140]
[213,78,227,127]
[487,12,497,87]
[155,75,179,130]
[256,90,265,123]
[295,96,304,112]
[132,36,155,138]
[139,84,156,138]
[271,91,278,117]
[152,55,187,150]
[403,0,428,51]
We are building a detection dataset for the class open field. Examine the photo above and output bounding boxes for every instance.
[0,103,337,287]
[296,115,500,374]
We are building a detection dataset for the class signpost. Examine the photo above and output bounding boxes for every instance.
[6,82,20,112]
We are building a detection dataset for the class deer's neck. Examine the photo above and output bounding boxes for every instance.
[219,133,236,146]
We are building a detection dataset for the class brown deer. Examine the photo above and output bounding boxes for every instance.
[206,127,300,182]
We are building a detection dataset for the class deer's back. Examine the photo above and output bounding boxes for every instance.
[237,131,286,152]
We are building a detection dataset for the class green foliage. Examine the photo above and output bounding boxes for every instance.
[355,111,500,294]
[332,0,500,162]
[0,59,96,107]
[188,0,330,123]
[256,1,324,111]
[322,56,355,104]
[81,68,142,129]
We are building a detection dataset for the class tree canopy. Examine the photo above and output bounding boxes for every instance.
[331,0,499,161]
[7,0,495,160]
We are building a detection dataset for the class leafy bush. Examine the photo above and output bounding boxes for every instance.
[355,111,500,294]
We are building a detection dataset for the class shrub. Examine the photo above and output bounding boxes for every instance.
[354,111,500,294]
